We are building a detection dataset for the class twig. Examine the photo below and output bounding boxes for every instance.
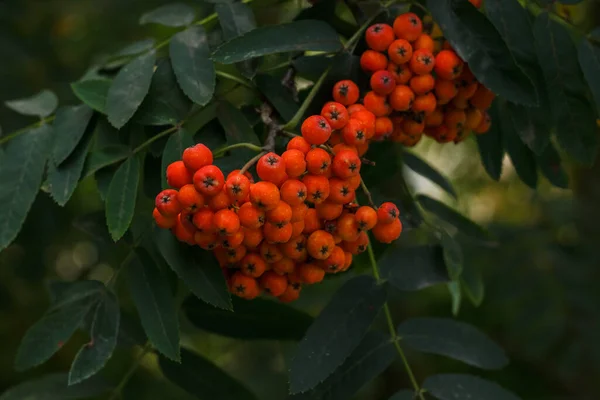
[361,157,376,166]
[240,151,265,175]
[360,178,377,209]
[281,67,299,102]
[216,70,254,89]
[257,103,279,152]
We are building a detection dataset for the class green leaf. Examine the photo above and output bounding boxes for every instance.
[416,195,489,240]
[81,145,130,179]
[139,3,195,27]
[461,255,484,307]
[154,228,232,310]
[475,103,504,181]
[52,105,94,165]
[0,125,53,252]
[68,291,120,385]
[447,280,462,316]
[161,128,194,188]
[289,275,387,394]
[114,39,156,57]
[134,59,191,126]
[159,349,258,400]
[0,373,111,400]
[211,20,343,64]
[498,102,538,188]
[106,51,156,129]
[48,127,94,206]
[397,317,508,369]
[505,102,549,155]
[216,2,256,40]
[183,296,312,340]
[578,38,600,113]
[170,26,216,106]
[105,156,140,241]
[423,374,521,400]
[255,74,299,121]
[125,249,180,361]
[71,79,111,114]
[5,89,58,117]
[533,13,598,165]
[15,281,104,371]
[427,0,537,106]
[293,55,333,81]
[402,151,456,198]
[290,331,395,400]
[536,142,569,189]
[216,100,261,164]
[379,244,449,291]
[440,231,463,280]
[389,390,417,400]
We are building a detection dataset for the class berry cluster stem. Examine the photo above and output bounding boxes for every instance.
[360,178,377,209]
[367,241,426,400]
[240,151,266,175]
[213,142,263,158]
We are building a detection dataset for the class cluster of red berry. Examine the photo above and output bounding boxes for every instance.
[356,9,495,146]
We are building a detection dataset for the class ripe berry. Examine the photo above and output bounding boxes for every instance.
[332,80,360,106]
[191,208,214,232]
[321,246,345,273]
[193,165,225,196]
[182,143,213,172]
[153,208,177,229]
[221,229,244,249]
[297,263,325,284]
[413,34,435,53]
[465,108,484,130]
[365,23,395,52]
[474,112,491,134]
[260,241,283,263]
[257,152,286,183]
[425,108,444,127]
[316,201,344,220]
[280,179,308,206]
[363,91,391,117]
[342,231,369,255]
[377,202,400,224]
[303,208,323,234]
[434,50,463,80]
[321,101,350,130]
[388,62,412,85]
[393,12,423,42]
[305,148,332,175]
[278,283,301,303]
[166,161,193,189]
[444,109,467,130]
[402,118,425,136]
[286,136,312,154]
[412,92,437,115]
[307,230,336,260]
[260,271,288,296]
[238,202,265,229]
[302,174,330,204]
[337,213,360,241]
[342,119,368,145]
[281,235,307,260]
[343,252,353,271]
[435,79,458,104]
[173,218,196,245]
[388,39,413,64]
[409,49,435,75]
[249,181,281,211]
[469,0,482,8]
[374,117,393,140]
[352,110,376,139]
[208,190,232,211]
[179,210,196,233]
[213,209,240,236]
[347,104,366,115]
[176,184,204,212]
[410,74,435,95]
[273,257,295,275]
[360,50,388,74]
[370,71,396,96]
[332,149,361,179]
[389,85,415,111]
[290,203,309,223]
[355,206,378,231]
[372,218,402,243]
[225,173,251,201]
[155,189,182,216]
[328,178,355,204]
[242,228,264,249]
[240,253,267,278]
[194,231,219,250]
[291,220,305,237]
[301,115,332,145]
[264,222,293,244]
[266,201,292,227]
[470,85,495,110]
[230,271,260,299]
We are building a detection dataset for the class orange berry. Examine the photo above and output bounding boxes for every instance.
[342,119,368,145]
[435,79,458,103]
[281,149,307,178]
[355,206,378,231]
[208,190,232,211]
[302,174,330,204]
[469,85,495,110]
[192,208,215,232]
[341,231,369,255]
[166,160,193,189]
[387,62,412,85]
[320,246,346,273]
[266,201,292,226]
[305,148,332,175]
[370,70,397,96]
[301,115,332,145]
[363,91,391,117]
[281,235,307,260]
[193,165,224,197]
[374,117,393,140]
[249,181,281,211]
[280,179,308,206]
[316,201,344,220]
[227,169,254,183]
[387,39,413,64]
[389,85,415,111]
[291,203,309,223]
[260,270,288,296]
[303,208,323,234]
[345,174,361,191]
[221,229,244,249]
[182,143,213,172]
[469,0,482,7]
[393,12,423,42]
[328,131,343,146]
[179,210,196,233]
[264,222,293,244]
[337,213,360,241]
[291,220,304,237]
[347,104,366,115]
[321,101,350,130]
[356,142,369,157]
[278,282,301,303]
[238,202,265,229]
[225,173,251,201]
[332,149,361,179]
[444,109,467,130]
[413,33,435,53]
[409,49,435,75]
[372,218,402,243]
[474,111,491,134]
[425,108,444,127]
[240,253,267,278]
[272,258,294,275]
[328,178,355,204]
[352,110,376,139]
[402,117,425,136]
[455,81,478,101]
[365,23,395,51]
[360,50,388,74]
[434,50,463,80]
[153,208,177,229]
[194,231,219,250]
[297,263,325,284]
[342,251,353,271]
[465,108,484,130]
[242,227,263,249]
[332,143,358,155]
[409,74,435,95]
[332,80,360,106]
[286,136,312,155]
[173,217,196,245]
[230,272,260,299]
[260,241,283,263]
[412,92,437,115]
[377,202,400,224]
[256,152,286,183]
[213,209,240,236]
[155,189,182,216]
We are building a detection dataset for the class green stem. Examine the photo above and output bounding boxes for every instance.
[283,65,332,130]
[240,151,266,175]
[0,116,55,146]
[213,142,263,157]
[215,70,254,88]
[260,59,293,73]
[367,241,425,400]
[108,343,153,400]
[344,12,379,52]
[132,125,179,155]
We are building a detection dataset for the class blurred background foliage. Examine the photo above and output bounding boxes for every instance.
[0,0,599,399]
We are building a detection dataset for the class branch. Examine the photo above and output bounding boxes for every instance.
[360,178,377,209]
